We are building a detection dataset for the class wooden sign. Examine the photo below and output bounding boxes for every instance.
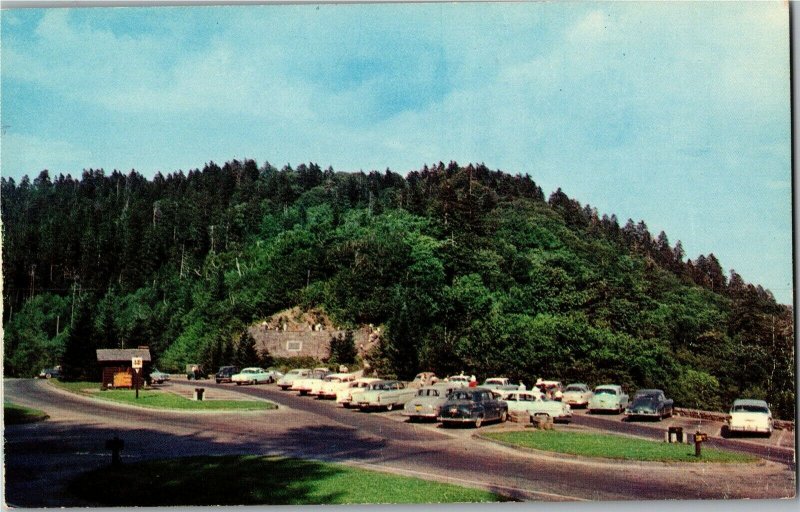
[132,357,143,369]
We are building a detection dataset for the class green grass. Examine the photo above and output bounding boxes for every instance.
[4,402,49,424]
[68,455,507,505]
[483,430,757,463]
[49,380,276,411]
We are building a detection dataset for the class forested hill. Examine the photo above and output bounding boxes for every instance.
[2,161,795,418]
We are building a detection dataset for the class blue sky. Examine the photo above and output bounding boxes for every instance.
[1,2,792,304]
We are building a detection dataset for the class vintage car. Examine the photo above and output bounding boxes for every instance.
[336,377,383,407]
[409,372,439,388]
[725,399,774,436]
[444,375,472,387]
[588,384,629,413]
[437,388,509,428]
[291,367,331,395]
[148,368,171,385]
[500,390,572,421]
[37,366,62,379]
[311,373,358,398]
[402,384,459,421]
[357,380,416,411]
[215,366,240,384]
[276,368,312,390]
[624,389,674,420]
[562,383,593,408]
[231,367,277,385]
[535,379,564,400]
[481,377,512,389]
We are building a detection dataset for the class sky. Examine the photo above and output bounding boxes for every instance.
[0,2,793,304]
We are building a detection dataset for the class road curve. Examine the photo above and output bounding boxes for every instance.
[4,379,796,506]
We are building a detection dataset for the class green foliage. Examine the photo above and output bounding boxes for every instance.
[327,331,357,366]
[2,161,793,418]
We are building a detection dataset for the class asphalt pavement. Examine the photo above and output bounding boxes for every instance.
[3,378,796,506]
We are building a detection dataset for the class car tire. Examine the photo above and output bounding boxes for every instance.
[216,379,221,384]
[45,373,52,379]
[475,416,483,428]
[386,403,394,412]
[236,382,241,386]
[500,410,508,423]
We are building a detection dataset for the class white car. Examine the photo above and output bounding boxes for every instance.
[535,379,564,400]
[726,399,774,436]
[291,367,331,395]
[588,384,629,413]
[444,375,471,387]
[336,377,383,407]
[562,383,593,408]
[500,390,572,421]
[311,373,358,399]
[481,377,512,389]
[402,384,459,421]
[357,380,416,411]
[231,367,275,385]
[277,368,312,390]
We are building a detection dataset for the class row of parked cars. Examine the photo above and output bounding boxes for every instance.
[204,366,775,435]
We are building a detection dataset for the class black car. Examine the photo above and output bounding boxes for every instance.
[624,389,674,421]
[437,388,508,428]
[215,366,240,384]
[37,367,62,379]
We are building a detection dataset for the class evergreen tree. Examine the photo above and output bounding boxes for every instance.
[328,330,357,365]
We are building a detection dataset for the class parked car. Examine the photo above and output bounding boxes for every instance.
[535,379,564,400]
[724,399,774,437]
[588,384,629,414]
[625,389,674,420]
[481,377,512,389]
[562,383,593,408]
[186,364,209,380]
[499,390,572,421]
[336,377,383,407]
[311,373,358,398]
[148,368,171,384]
[277,368,312,390]
[215,366,240,384]
[357,380,416,411]
[444,375,471,387]
[291,367,331,395]
[409,372,439,388]
[37,366,62,379]
[438,388,509,428]
[231,367,276,385]
[402,384,459,421]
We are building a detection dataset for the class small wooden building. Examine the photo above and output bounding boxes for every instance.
[96,348,151,389]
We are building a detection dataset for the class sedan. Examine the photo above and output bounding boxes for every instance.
[357,380,416,411]
[231,367,277,385]
[624,389,674,421]
[562,383,593,408]
[725,399,774,437]
[588,384,629,414]
[37,367,62,379]
[148,368,171,385]
[501,390,572,422]
[403,384,459,421]
[438,388,508,428]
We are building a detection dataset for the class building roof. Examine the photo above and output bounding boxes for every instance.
[96,348,152,363]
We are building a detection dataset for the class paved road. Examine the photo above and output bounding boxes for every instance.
[4,379,796,506]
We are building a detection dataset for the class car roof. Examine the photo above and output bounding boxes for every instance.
[732,398,769,407]
[565,383,588,387]
[595,384,621,390]
[636,389,663,395]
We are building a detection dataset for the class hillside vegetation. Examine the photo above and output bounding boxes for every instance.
[2,161,794,418]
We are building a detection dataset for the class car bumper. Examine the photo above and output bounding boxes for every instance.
[437,416,476,423]
[728,424,771,433]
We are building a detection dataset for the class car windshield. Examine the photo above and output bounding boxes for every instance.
[288,370,306,375]
[732,404,769,414]
[565,385,585,392]
[484,379,503,384]
[595,388,617,395]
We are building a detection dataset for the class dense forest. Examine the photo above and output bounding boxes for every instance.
[1,160,795,418]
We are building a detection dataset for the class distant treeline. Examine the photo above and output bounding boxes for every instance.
[2,161,794,418]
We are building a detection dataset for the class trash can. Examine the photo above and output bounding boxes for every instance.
[194,388,205,401]
[668,426,683,443]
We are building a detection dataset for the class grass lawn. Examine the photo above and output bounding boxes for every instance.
[68,455,508,505]
[483,430,757,463]
[4,402,50,424]
[50,381,276,411]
